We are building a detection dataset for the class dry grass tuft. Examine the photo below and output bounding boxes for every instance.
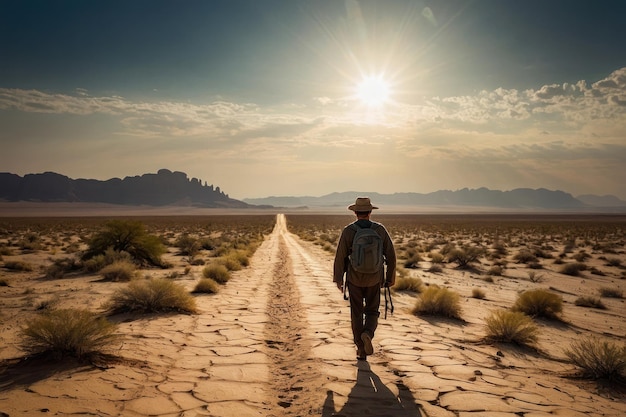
[574,296,607,309]
[471,288,486,299]
[192,278,220,294]
[599,287,623,298]
[412,286,462,319]
[393,276,423,293]
[100,260,137,282]
[202,264,231,284]
[106,278,197,314]
[564,336,626,381]
[21,308,120,359]
[484,310,538,346]
[512,288,563,319]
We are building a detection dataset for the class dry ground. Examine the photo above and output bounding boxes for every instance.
[0,210,625,416]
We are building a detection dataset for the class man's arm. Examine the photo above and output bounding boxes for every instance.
[333,229,349,291]
[383,228,396,287]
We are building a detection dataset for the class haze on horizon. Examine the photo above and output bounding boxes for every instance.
[1,0,625,200]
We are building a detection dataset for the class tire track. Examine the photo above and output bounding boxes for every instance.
[264,215,328,416]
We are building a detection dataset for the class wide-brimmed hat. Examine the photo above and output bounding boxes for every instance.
[348,197,379,211]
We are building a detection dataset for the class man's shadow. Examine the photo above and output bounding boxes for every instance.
[322,361,422,417]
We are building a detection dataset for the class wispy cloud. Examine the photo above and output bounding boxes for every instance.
[1,68,625,197]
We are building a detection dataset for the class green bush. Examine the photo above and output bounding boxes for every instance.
[21,309,119,359]
[512,289,563,319]
[202,264,231,284]
[193,278,220,294]
[106,278,197,314]
[100,260,137,282]
[83,220,165,267]
[412,286,462,319]
[564,336,626,381]
[484,310,538,346]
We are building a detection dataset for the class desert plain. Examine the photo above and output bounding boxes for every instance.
[0,207,625,416]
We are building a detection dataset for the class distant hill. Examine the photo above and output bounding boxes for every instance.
[244,188,626,212]
[0,169,249,208]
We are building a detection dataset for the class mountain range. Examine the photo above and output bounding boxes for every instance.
[243,189,626,212]
[1,170,625,212]
[0,169,249,208]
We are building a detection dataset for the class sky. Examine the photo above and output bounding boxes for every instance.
[1,0,625,200]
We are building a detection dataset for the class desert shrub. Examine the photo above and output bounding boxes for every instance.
[18,232,43,251]
[471,288,486,299]
[599,287,623,298]
[412,286,462,319]
[589,267,606,276]
[560,262,587,276]
[605,257,622,267]
[202,264,231,284]
[175,233,201,257]
[3,260,33,271]
[222,250,250,270]
[83,220,165,267]
[428,252,445,264]
[21,308,120,359]
[447,246,484,269]
[573,251,591,262]
[564,336,626,381]
[45,257,82,279]
[192,278,220,294]
[0,277,8,286]
[492,242,508,256]
[393,276,423,293]
[83,248,133,272]
[513,250,538,264]
[512,289,563,319]
[528,262,543,269]
[190,256,206,266]
[404,253,423,269]
[527,271,544,283]
[107,278,197,314]
[483,276,495,283]
[216,256,242,271]
[426,264,443,273]
[574,296,606,309]
[486,266,502,276]
[100,260,137,282]
[484,310,538,346]
[0,245,13,256]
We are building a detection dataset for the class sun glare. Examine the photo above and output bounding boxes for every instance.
[356,75,390,107]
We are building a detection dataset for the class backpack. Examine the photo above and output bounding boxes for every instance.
[348,222,384,274]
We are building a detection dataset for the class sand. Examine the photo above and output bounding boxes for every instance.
[0,212,625,416]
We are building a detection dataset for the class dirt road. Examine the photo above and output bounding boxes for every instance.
[1,214,624,416]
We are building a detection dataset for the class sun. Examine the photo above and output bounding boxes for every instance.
[356,75,390,107]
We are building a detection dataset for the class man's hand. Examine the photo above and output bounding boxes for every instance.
[335,280,343,292]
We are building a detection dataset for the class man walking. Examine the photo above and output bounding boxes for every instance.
[333,197,396,360]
